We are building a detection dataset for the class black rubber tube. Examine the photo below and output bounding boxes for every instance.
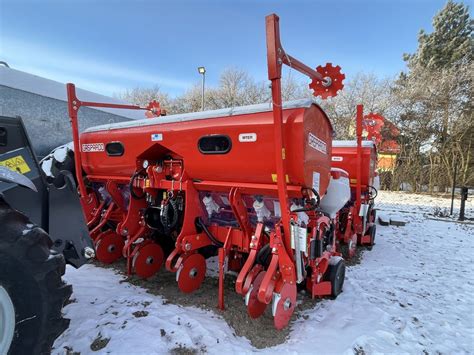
[196,218,224,247]
[129,170,146,200]
[161,198,179,232]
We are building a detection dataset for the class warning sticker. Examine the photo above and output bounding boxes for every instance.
[0,155,31,174]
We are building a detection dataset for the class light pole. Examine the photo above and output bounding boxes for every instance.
[198,66,206,111]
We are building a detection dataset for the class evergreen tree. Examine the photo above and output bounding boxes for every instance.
[404,0,472,69]
[394,1,473,190]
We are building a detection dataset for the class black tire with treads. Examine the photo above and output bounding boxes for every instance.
[0,195,72,354]
[325,258,346,299]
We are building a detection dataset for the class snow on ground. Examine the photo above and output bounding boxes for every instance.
[53,192,474,354]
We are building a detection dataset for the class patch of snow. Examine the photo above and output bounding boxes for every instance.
[52,145,69,163]
[40,158,53,177]
[53,192,473,354]
[53,265,253,354]
[40,142,74,177]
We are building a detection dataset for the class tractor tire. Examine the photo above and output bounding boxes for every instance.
[0,195,72,355]
[326,258,346,299]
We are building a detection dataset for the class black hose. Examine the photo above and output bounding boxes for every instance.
[367,185,378,200]
[161,198,179,233]
[130,170,146,199]
[292,187,321,212]
[256,244,271,266]
[196,218,224,247]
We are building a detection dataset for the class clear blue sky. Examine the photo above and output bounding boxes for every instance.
[0,0,458,97]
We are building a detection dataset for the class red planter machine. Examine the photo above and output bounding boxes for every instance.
[65,14,379,329]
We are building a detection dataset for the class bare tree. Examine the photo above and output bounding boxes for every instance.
[116,86,171,108]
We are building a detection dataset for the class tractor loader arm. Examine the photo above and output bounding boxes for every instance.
[0,115,94,268]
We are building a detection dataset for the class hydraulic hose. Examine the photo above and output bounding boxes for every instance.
[129,170,146,200]
[291,187,321,212]
[196,218,224,247]
[160,198,179,233]
[367,185,378,200]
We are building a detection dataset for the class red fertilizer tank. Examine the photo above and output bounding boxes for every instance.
[80,100,334,198]
[331,140,377,188]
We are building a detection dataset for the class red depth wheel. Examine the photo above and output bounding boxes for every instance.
[246,271,268,319]
[273,282,297,330]
[132,243,164,279]
[309,63,345,99]
[95,230,124,264]
[177,253,206,293]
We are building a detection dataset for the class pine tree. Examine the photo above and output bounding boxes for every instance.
[404,0,472,69]
[394,1,473,190]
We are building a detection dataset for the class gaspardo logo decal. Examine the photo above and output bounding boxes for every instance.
[308,133,327,154]
[82,143,105,152]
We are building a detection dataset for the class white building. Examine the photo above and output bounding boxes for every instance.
[0,65,143,157]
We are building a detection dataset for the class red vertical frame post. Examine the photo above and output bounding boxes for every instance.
[355,104,363,233]
[66,84,88,201]
[266,14,292,257]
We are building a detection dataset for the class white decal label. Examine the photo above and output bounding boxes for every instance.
[273,201,281,218]
[312,172,320,195]
[151,133,163,141]
[291,225,308,254]
[239,133,257,142]
[332,156,343,162]
[81,143,104,152]
[308,133,327,154]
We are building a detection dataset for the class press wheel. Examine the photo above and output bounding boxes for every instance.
[273,282,297,330]
[95,230,124,264]
[132,242,164,278]
[246,271,268,319]
[177,253,206,293]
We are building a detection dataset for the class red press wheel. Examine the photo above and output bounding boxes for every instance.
[95,230,124,264]
[246,271,268,319]
[177,253,207,294]
[273,282,297,330]
[132,242,164,279]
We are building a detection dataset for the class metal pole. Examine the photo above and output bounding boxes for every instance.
[459,187,468,221]
[201,72,205,111]
[355,105,363,233]
[450,157,457,215]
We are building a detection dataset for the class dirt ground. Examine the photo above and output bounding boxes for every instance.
[97,247,365,349]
